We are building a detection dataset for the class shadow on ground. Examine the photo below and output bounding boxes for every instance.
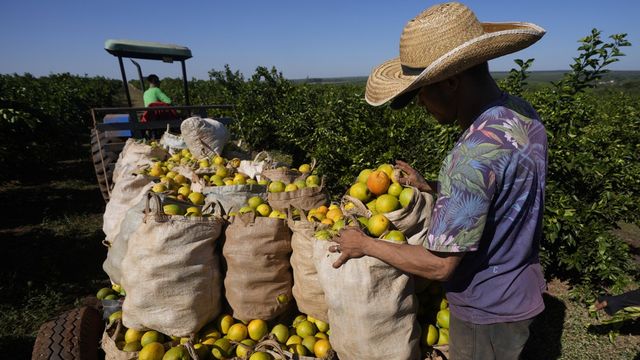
[522,293,566,360]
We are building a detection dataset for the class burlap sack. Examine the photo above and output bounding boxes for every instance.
[223,212,293,322]
[341,185,434,245]
[267,177,329,212]
[100,322,138,360]
[180,116,229,159]
[103,172,155,244]
[313,238,421,360]
[260,158,315,185]
[203,184,268,215]
[112,138,167,184]
[102,188,150,285]
[287,208,329,323]
[121,193,224,336]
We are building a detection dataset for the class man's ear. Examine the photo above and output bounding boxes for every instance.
[441,75,460,94]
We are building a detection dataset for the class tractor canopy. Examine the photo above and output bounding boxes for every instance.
[104,39,192,62]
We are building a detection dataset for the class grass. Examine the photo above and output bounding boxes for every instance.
[1,156,639,359]
[0,158,109,358]
[524,279,640,359]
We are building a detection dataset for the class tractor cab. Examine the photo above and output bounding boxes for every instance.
[91,39,234,201]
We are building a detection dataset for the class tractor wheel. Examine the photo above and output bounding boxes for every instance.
[31,306,104,360]
[91,129,119,202]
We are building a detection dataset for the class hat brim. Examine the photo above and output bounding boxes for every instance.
[365,22,545,107]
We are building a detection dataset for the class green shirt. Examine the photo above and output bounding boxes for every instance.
[143,87,172,107]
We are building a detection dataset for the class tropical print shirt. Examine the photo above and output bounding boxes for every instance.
[425,93,547,324]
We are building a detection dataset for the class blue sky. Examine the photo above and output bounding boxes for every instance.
[1,1,638,80]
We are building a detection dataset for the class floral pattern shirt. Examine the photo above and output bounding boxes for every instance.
[425,93,548,324]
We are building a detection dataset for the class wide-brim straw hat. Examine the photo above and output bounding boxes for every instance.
[365,2,545,108]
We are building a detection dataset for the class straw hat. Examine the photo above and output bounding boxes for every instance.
[365,2,545,108]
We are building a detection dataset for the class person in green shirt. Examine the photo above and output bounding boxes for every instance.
[143,74,172,107]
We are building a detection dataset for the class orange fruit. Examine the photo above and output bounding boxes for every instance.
[349,182,370,202]
[367,214,390,237]
[375,194,400,213]
[357,169,373,184]
[313,339,332,358]
[227,323,248,341]
[422,324,439,346]
[383,230,406,243]
[366,170,391,196]
[377,163,394,177]
[399,187,414,208]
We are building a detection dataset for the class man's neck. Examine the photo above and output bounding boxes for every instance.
[456,80,503,130]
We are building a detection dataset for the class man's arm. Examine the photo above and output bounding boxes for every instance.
[331,227,463,281]
[156,88,172,104]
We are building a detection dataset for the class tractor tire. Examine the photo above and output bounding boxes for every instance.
[31,306,104,360]
[91,129,119,202]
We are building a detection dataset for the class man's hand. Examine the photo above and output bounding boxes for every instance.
[395,160,435,193]
[329,227,373,268]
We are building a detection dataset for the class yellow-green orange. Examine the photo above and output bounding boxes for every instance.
[384,230,406,243]
[249,352,273,360]
[367,214,390,237]
[349,182,370,202]
[296,320,317,338]
[163,346,189,360]
[247,319,268,341]
[376,194,400,213]
[235,338,256,358]
[423,324,439,346]
[313,339,332,358]
[286,335,302,346]
[227,323,248,341]
[96,287,114,300]
[302,336,317,353]
[357,169,373,184]
[437,328,449,345]
[141,331,164,347]
[188,192,205,205]
[268,181,285,193]
[210,338,231,359]
[387,182,403,197]
[124,328,144,344]
[437,308,450,329]
[289,344,307,355]
[108,310,122,325]
[305,175,320,187]
[285,183,298,192]
[163,204,184,216]
[270,324,289,343]
[139,342,165,360]
[122,341,142,352]
[299,163,311,173]
[315,320,329,333]
[399,187,414,208]
[256,203,272,217]
[247,196,264,209]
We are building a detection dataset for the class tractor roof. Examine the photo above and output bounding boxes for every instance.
[104,39,192,62]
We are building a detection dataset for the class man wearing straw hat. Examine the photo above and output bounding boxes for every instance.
[330,2,547,359]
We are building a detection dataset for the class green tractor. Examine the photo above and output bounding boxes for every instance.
[90,39,234,202]
[31,39,234,360]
